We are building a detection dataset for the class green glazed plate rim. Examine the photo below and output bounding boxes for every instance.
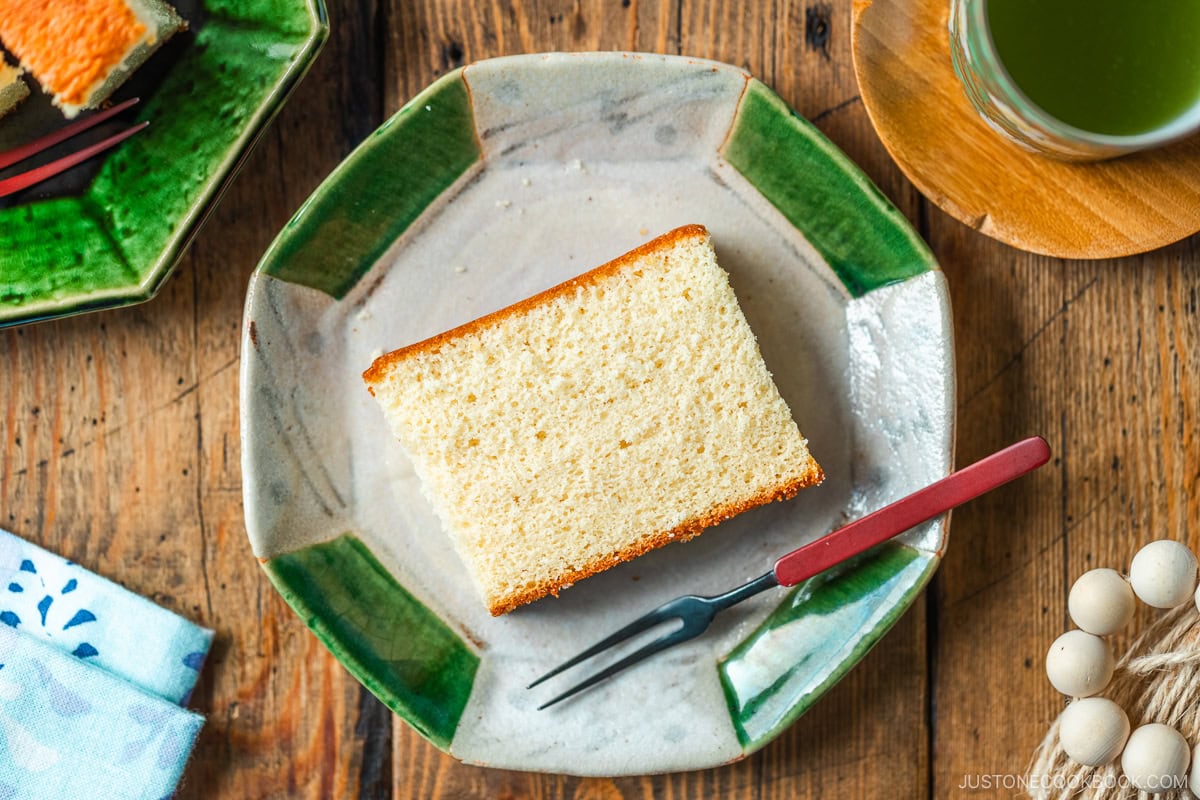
[0,0,330,328]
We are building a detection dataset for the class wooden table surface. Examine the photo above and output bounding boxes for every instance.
[4,0,1199,797]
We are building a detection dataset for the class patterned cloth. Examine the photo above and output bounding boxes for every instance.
[0,528,211,799]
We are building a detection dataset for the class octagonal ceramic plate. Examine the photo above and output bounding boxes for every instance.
[0,0,327,327]
[240,52,955,775]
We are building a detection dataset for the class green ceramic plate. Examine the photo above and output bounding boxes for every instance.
[241,52,955,775]
[0,0,328,327]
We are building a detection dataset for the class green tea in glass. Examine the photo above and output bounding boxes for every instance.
[950,0,1200,159]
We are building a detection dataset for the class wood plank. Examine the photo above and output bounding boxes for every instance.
[175,0,393,793]
[930,208,1200,792]
[0,0,387,795]
[384,0,679,107]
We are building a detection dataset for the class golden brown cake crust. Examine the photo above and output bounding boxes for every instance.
[485,461,825,616]
[362,224,711,387]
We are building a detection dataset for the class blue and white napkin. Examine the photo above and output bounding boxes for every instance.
[0,527,212,799]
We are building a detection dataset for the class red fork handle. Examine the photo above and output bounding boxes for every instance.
[772,436,1051,586]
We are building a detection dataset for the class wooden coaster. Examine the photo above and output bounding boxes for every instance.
[850,0,1200,259]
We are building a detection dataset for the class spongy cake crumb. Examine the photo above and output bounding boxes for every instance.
[363,225,822,615]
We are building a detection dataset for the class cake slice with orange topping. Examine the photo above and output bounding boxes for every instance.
[0,0,184,118]
[0,56,29,119]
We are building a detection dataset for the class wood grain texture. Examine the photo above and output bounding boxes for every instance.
[932,227,1200,796]
[1,0,1196,797]
[851,0,1200,259]
[1,0,388,796]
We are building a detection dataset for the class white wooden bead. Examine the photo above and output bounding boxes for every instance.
[1191,743,1200,798]
[1058,698,1130,766]
[1121,723,1190,792]
[1068,568,1135,635]
[1045,630,1114,697]
[1129,540,1198,608]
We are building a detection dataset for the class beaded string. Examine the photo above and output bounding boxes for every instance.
[1027,542,1200,798]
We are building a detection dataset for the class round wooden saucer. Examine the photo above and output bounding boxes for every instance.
[850,0,1200,259]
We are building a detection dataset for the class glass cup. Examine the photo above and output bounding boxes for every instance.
[949,0,1200,160]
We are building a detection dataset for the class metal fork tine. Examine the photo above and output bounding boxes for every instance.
[536,623,697,710]
[526,603,680,690]
[527,439,1050,710]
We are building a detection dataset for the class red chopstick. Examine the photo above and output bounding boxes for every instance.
[0,97,146,199]
[0,97,141,171]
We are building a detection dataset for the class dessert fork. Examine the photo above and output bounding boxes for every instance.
[1,97,145,198]
[529,436,1051,709]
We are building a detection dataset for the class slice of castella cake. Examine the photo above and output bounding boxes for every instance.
[363,225,823,616]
